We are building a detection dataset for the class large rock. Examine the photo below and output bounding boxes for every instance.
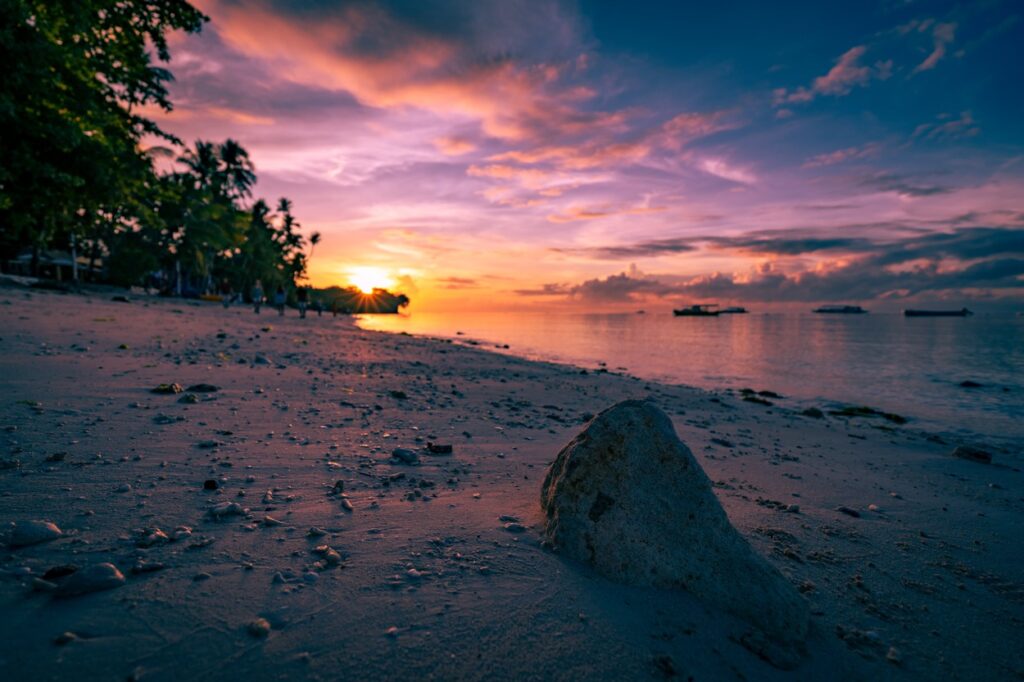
[541,400,808,666]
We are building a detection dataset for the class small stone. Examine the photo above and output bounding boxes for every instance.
[307,527,327,537]
[54,563,125,597]
[248,617,271,637]
[172,526,193,541]
[151,383,183,394]
[426,443,453,455]
[340,497,354,512]
[178,393,200,404]
[886,646,902,664]
[116,483,132,493]
[391,448,419,464]
[503,522,527,533]
[951,445,992,464]
[868,504,880,512]
[262,516,283,527]
[207,502,246,519]
[54,632,78,646]
[8,520,63,548]
[385,626,399,638]
[836,506,861,518]
[136,528,170,548]
[785,504,801,514]
[203,479,219,491]
[186,383,220,393]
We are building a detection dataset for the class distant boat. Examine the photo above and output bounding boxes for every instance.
[904,308,973,317]
[719,306,748,314]
[674,304,720,317]
[813,305,867,314]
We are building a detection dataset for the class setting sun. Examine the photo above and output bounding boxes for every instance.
[347,266,393,294]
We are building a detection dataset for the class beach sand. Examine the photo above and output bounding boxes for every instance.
[1,287,1021,681]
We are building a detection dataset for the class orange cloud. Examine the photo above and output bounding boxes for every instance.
[197,0,609,142]
[433,136,476,155]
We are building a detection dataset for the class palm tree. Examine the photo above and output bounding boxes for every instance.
[219,139,256,201]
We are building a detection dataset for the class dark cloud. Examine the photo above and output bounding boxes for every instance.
[525,227,1024,303]
[859,173,950,197]
[513,283,573,296]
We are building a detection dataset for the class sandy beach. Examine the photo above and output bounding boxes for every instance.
[1,286,1021,681]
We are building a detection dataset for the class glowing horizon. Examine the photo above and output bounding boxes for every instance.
[149,1,1023,312]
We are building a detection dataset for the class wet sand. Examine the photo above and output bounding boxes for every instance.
[1,286,1021,681]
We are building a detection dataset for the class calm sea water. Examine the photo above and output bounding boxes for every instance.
[357,311,1024,442]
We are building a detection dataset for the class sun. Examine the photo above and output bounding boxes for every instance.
[348,266,393,294]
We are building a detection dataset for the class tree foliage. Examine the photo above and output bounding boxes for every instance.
[0,1,323,298]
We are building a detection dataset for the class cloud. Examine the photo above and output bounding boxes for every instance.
[803,143,881,168]
[912,111,980,142]
[195,0,607,142]
[546,203,666,223]
[488,109,734,171]
[513,282,574,297]
[435,276,479,289]
[433,136,476,155]
[525,227,1024,303]
[774,46,891,105]
[698,158,756,184]
[913,22,957,74]
[860,172,950,197]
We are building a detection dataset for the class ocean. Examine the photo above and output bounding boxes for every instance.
[356,311,1024,445]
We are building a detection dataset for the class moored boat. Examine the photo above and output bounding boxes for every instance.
[673,304,720,317]
[904,308,973,317]
[813,305,867,314]
[719,306,748,314]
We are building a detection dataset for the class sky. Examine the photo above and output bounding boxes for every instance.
[151,0,1024,311]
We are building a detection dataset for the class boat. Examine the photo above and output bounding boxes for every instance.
[673,304,720,317]
[719,306,748,314]
[904,308,973,317]
[813,305,867,314]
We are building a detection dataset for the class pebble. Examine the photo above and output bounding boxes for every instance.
[836,506,861,518]
[391,448,419,464]
[307,527,327,537]
[136,528,170,547]
[248,617,271,637]
[116,483,133,493]
[203,479,219,491]
[8,520,63,547]
[886,646,902,664]
[503,522,527,533]
[54,632,78,646]
[54,563,126,597]
[207,502,246,519]
[340,497,354,512]
[385,626,399,638]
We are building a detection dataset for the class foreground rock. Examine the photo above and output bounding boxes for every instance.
[7,520,63,548]
[54,563,126,597]
[541,400,809,668]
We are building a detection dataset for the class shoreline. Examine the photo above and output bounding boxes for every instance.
[355,314,1020,453]
[1,286,1022,681]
